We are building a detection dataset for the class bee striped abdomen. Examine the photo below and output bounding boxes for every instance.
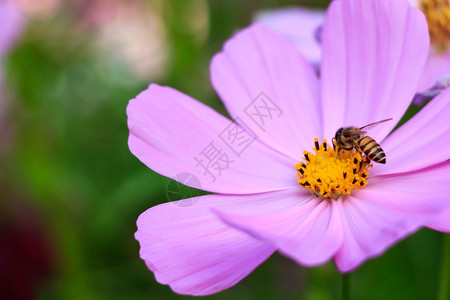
[357,136,386,164]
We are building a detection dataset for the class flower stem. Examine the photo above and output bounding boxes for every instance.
[341,272,351,300]
[438,234,450,300]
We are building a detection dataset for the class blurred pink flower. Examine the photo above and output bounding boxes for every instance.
[12,0,60,19]
[0,195,55,300]
[77,0,170,81]
[257,0,450,104]
[128,0,450,295]
[0,1,23,57]
[408,0,450,104]
[0,0,24,144]
[254,7,324,66]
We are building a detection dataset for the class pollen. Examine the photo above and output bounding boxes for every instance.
[419,0,450,51]
[295,138,372,199]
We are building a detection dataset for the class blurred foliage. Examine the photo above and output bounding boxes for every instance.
[0,0,446,299]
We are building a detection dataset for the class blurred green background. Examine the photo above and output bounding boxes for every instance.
[0,0,445,299]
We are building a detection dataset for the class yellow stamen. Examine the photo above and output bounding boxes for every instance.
[295,138,372,199]
[419,0,450,52]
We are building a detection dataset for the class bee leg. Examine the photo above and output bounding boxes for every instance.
[337,146,347,158]
[360,156,371,171]
[336,146,341,158]
[337,147,347,159]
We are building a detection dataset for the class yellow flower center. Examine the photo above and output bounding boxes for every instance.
[419,0,450,51]
[295,138,372,199]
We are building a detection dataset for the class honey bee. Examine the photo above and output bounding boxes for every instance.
[334,118,393,164]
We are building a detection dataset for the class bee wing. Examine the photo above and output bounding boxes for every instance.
[343,129,366,137]
[359,118,393,131]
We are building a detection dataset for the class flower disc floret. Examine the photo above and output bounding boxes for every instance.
[420,0,450,51]
[295,138,372,199]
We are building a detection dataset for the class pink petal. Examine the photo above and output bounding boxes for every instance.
[127,84,298,194]
[373,87,450,175]
[210,24,322,159]
[254,8,324,64]
[214,189,344,267]
[335,162,450,272]
[417,50,450,93]
[135,193,283,295]
[426,209,450,233]
[320,0,429,141]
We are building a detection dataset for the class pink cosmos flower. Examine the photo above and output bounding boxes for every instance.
[128,0,450,295]
[257,0,450,104]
